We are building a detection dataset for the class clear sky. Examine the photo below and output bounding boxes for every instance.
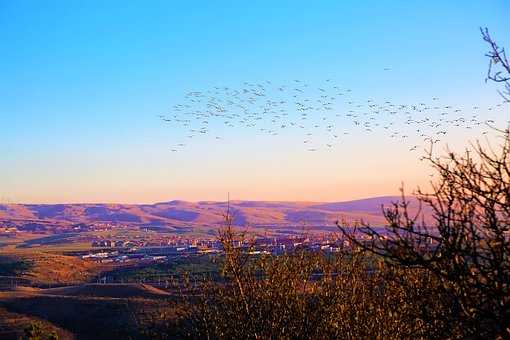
[1,1,509,204]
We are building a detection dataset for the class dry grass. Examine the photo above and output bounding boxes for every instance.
[41,283,172,299]
[0,284,183,339]
[0,251,108,285]
[0,307,73,340]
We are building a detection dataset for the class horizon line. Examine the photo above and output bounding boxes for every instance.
[0,194,416,206]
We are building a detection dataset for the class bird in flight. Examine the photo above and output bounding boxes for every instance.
[160,78,504,155]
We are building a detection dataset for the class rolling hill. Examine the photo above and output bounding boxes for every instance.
[0,196,429,231]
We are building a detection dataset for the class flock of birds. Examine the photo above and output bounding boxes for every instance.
[159,77,508,155]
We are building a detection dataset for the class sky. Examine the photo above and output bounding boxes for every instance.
[1,1,509,204]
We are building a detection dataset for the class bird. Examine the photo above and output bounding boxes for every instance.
[160,78,501,157]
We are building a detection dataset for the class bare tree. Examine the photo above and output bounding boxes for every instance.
[481,27,510,102]
[335,28,510,338]
[338,129,510,338]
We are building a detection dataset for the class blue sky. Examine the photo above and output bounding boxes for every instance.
[1,1,509,203]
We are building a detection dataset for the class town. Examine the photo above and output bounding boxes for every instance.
[81,233,357,264]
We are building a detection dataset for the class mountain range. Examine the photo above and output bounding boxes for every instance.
[0,196,430,233]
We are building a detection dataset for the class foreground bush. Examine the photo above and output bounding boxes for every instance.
[182,228,458,339]
[338,128,510,338]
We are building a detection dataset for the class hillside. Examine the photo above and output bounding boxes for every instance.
[0,196,428,230]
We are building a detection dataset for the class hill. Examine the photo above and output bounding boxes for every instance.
[0,284,182,339]
[41,283,171,299]
[0,196,428,231]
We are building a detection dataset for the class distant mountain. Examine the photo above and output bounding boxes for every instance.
[0,196,429,231]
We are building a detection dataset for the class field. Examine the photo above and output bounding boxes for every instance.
[0,252,108,287]
[0,242,218,338]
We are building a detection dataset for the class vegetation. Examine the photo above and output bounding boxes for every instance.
[103,255,220,283]
[182,230,454,339]
[0,255,32,276]
[339,126,510,337]
[22,322,58,340]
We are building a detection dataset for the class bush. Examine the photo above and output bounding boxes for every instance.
[182,227,459,339]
